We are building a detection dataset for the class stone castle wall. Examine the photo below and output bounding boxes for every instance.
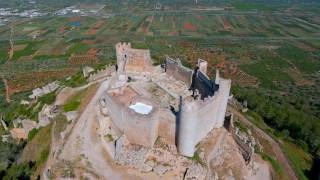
[116,42,152,74]
[157,109,176,145]
[100,91,159,147]
[178,77,231,157]
[165,56,193,86]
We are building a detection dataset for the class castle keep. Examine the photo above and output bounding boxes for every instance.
[97,42,231,157]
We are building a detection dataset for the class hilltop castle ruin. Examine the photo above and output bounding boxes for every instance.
[97,42,231,157]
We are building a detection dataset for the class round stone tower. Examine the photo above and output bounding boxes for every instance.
[178,98,199,157]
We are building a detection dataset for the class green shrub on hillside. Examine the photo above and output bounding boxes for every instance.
[277,45,320,73]
[38,91,56,105]
[62,72,86,88]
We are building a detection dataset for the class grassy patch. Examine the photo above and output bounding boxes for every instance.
[231,1,275,11]
[245,110,272,132]
[241,61,293,88]
[53,114,68,136]
[245,110,312,180]
[39,148,49,164]
[188,148,206,167]
[32,54,68,61]
[63,100,81,112]
[20,124,51,177]
[0,48,9,63]
[28,128,39,141]
[38,91,56,105]
[12,41,38,60]
[131,42,149,49]
[281,141,312,180]
[62,72,87,88]
[277,44,320,73]
[257,151,284,175]
[67,42,89,55]
[105,134,114,142]
[0,91,42,122]
[63,88,87,112]
[234,120,249,134]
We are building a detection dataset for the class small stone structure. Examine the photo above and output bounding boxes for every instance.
[10,128,27,139]
[9,119,37,140]
[29,81,60,99]
[21,119,37,135]
[38,105,59,127]
[82,66,95,78]
[1,117,8,131]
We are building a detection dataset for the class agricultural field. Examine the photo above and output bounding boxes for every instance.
[0,1,318,117]
[0,0,319,179]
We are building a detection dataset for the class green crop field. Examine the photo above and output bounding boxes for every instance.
[0,0,319,179]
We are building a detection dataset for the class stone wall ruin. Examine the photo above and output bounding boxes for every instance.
[165,56,193,86]
[116,42,152,74]
[99,86,159,147]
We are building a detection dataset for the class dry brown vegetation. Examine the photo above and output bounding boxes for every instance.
[7,69,77,95]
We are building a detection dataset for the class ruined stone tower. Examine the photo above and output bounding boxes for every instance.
[115,42,131,73]
[115,42,152,75]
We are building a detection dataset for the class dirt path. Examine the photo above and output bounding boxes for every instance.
[227,106,298,180]
[205,129,228,178]
[1,77,10,103]
[42,120,56,180]
[56,80,135,179]
[8,26,14,61]
[55,77,110,106]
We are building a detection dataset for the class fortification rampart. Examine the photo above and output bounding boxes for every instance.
[165,56,193,86]
[178,77,231,157]
[100,90,159,147]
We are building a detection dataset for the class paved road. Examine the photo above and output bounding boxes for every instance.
[228,105,298,180]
